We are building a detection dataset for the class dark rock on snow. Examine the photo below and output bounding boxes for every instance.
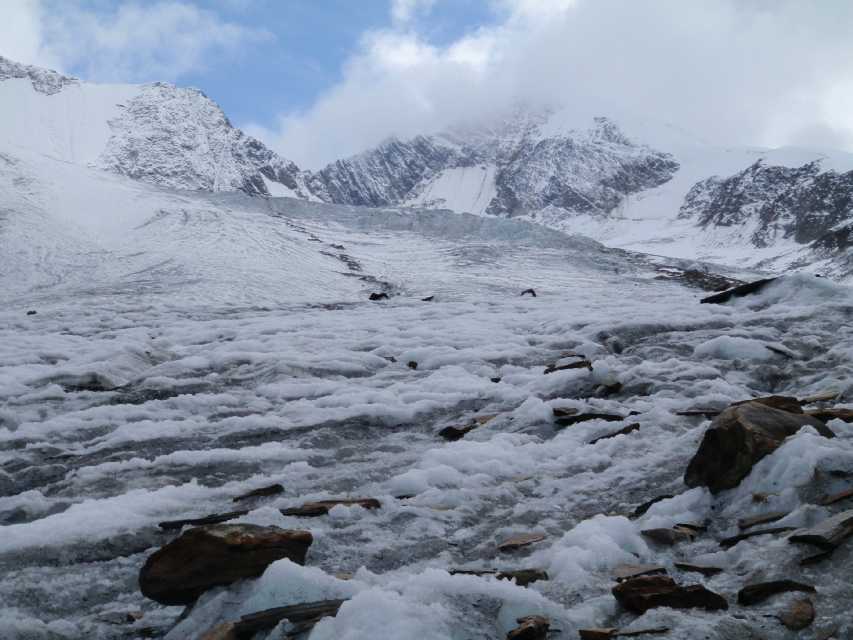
[590,422,640,445]
[158,509,249,531]
[684,401,834,493]
[139,524,313,605]
[737,580,816,606]
[498,533,546,552]
[520,288,537,297]
[280,498,380,517]
[233,483,285,503]
[778,598,815,631]
[506,615,549,640]
[720,527,797,549]
[630,494,675,519]
[200,599,345,640]
[788,509,853,550]
[369,292,389,300]
[699,277,778,304]
[612,575,728,613]
[674,563,723,577]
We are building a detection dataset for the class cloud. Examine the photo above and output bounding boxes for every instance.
[253,0,853,168]
[1,0,269,82]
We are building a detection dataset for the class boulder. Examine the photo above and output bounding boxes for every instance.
[233,483,285,503]
[139,524,313,605]
[778,598,815,631]
[407,361,418,370]
[507,615,548,640]
[700,277,777,304]
[281,498,380,517]
[737,580,815,606]
[612,575,728,613]
[684,401,834,493]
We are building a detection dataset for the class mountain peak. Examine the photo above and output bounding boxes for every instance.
[0,55,78,95]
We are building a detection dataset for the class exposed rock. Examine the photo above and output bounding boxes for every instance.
[612,575,728,613]
[778,598,815,631]
[498,533,546,552]
[26,310,36,315]
[819,487,853,506]
[201,599,346,640]
[421,295,434,301]
[139,524,313,605]
[544,358,592,374]
[655,267,743,292]
[720,527,797,549]
[806,408,853,423]
[579,630,618,640]
[630,494,675,519]
[738,511,789,530]
[590,423,640,445]
[491,377,502,383]
[612,564,667,582]
[789,509,853,550]
[450,568,548,587]
[676,408,721,418]
[699,277,778,304]
[407,361,418,370]
[280,498,380,517]
[233,483,285,503]
[684,401,834,493]
[555,413,625,428]
[369,292,389,301]
[799,390,840,405]
[737,580,816,606]
[731,395,803,414]
[438,424,478,441]
[158,509,249,531]
[674,563,723,577]
[553,406,579,418]
[520,288,537,297]
[507,615,549,640]
[641,526,697,546]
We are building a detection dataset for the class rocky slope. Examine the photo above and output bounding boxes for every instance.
[310,110,680,218]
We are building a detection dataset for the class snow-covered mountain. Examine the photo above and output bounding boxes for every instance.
[0,56,314,198]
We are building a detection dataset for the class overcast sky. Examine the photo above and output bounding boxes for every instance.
[4,0,853,168]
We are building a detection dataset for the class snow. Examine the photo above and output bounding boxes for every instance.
[405,164,498,215]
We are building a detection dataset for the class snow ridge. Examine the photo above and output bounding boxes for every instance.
[0,56,78,95]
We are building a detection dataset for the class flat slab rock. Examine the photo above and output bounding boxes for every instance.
[699,277,777,304]
[720,526,796,549]
[612,564,667,582]
[737,580,816,606]
[280,498,380,517]
[738,511,789,530]
[641,525,697,546]
[507,615,549,640]
[498,533,546,552]
[200,599,346,640]
[789,509,853,550]
[612,575,728,614]
[674,562,723,577]
[233,483,285,503]
[580,628,670,639]
[685,401,834,493]
[449,568,548,587]
[139,524,313,605]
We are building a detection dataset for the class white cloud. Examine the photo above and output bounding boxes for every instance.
[391,0,436,26]
[0,0,269,82]
[254,0,853,168]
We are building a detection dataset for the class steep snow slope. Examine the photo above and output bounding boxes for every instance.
[0,56,312,198]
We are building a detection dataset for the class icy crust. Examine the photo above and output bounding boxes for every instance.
[98,82,314,197]
[0,56,78,95]
[2,240,853,638]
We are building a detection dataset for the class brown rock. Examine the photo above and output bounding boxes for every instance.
[544,358,592,374]
[590,423,640,445]
[720,527,796,549]
[556,413,625,428]
[139,524,313,605]
[201,600,346,640]
[737,580,815,606]
[612,575,728,614]
[280,498,380,517]
[579,630,617,640]
[777,598,815,631]
[731,395,803,414]
[738,511,789,530]
[498,533,546,552]
[789,509,853,550]
[684,402,834,493]
[699,277,777,304]
[497,568,549,586]
[233,483,285,503]
[612,564,667,582]
[618,629,670,638]
[507,615,549,640]
[630,494,674,519]
[553,406,579,418]
[641,526,696,546]
[807,408,853,423]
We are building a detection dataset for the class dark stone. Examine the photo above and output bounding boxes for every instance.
[438,424,477,441]
[520,288,537,297]
[555,413,625,428]
[590,423,640,445]
[806,408,853,423]
[674,563,723,577]
[684,401,834,493]
[779,598,815,630]
[612,575,728,614]
[544,359,592,374]
[233,483,285,503]
[490,377,502,383]
[407,361,418,370]
[201,599,346,640]
[507,615,549,640]
[369,292,389,301]
[26,310,37,315]
[788,509,853,550]
[641,526,696,546]
[737,580,815,606]
[421,295,434,301]
[496,569,549,587]
[139,524,313,605]
[731,395,803,414]
[720,527,797,549]
[738,511,789,530]
[630,494,675,519]
[498,533,546,552]
[700,277,778,304]
[158,509,249,531]
[612,564,667,582]
[280,498,380,517]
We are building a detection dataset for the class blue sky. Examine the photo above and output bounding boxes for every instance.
[4,1,853,167]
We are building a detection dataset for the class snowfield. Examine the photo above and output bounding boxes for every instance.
[2,145,853,638]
